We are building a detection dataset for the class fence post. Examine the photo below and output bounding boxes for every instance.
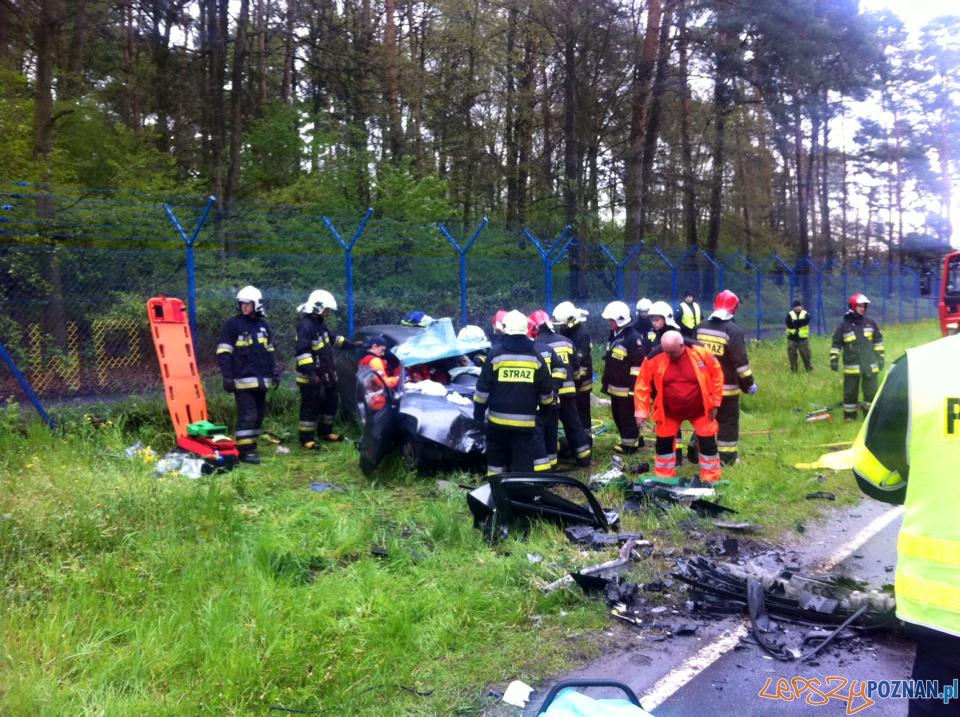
[523,226,575,313]
[0,341,55,428]
[163,196,216,345]
[322,208,373,336]
[794,256,824,335]
[652,246,680,307]
[438,217,488,326]
[734,254,761,340]
[597,241,643,300]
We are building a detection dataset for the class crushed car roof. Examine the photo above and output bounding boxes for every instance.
[392,317,490,366]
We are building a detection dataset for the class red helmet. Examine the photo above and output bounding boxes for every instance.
[529,309,552,330]
[713,289,740,314]
[492,310,508,332]
[526,315,539,338]
[848,293,870,310]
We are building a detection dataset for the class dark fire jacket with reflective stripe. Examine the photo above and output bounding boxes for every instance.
[473,335,554,430]
[216,314,277,390]
[830,311,884,376]
[601,325,645,398]
[560,322,593,392]
[696,317,754,397]
[294,313,346,385]
[541,329,579,397]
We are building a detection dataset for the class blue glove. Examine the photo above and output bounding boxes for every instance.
[746,383,758,395]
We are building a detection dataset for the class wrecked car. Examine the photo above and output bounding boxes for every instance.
[334,318,490,474]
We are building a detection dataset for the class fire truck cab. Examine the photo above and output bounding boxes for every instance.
[940,251,960,336]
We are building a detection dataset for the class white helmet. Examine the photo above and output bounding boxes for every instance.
[457,324,487,343]
[552,300,588,327]
[648,300,679,328]
[601,300,632,328]
[501,310,530,336]
[298,289,337,315]
[236,285,264,315]
[636,297,653,313]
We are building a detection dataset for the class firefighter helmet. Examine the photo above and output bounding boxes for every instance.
[848,293,870,309]
[602,300,632,328]
[713,290,740,314]
[552,300,588,327]
[492,310,508,332]
[457,325,487,343]
[648,300,679,328]
[298,289,337,315]
[636,297,653,313]
[502,310,530,336]
[529,309,552,331]
[236,285,264,315]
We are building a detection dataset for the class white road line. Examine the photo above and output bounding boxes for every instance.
[639,506,903,711]
[640,624,749,710]
[817,506,904,572]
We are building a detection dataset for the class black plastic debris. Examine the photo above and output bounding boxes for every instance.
[543,538,643,593]
[628,480,736,519]
[713,521,755,532]
[805,491,836,501]
[467,473,618,536]
[371,546,389,558]
[565,525,644,550]
[670,623,699,636]
[798,591,839,615]
[722,538,739,557]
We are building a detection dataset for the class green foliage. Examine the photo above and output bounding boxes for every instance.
[243,103,304,195]
[373,159,454,221]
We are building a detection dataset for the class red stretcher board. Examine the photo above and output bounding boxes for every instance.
[147,296,238,467]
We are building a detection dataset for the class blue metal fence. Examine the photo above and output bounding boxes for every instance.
[0,183,943,403]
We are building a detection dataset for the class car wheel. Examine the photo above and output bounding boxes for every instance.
[400,438,433,475]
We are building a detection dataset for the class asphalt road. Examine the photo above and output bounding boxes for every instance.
[520,499,920,716]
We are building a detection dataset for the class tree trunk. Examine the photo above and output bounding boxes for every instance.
[678,0,697,248]
[504,5,519,227]
[562,21,582,298]
[819,101,833,262]
[224,0,251,250]
[623,0,663,248]
[793,101,809,258]
[516,33,536,225]
[384,0,402,160]
[281,0,297,103]
[807,107,820,255]
[639,3,672,242]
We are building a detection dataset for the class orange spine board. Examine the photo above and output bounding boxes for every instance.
[146,296,208,437]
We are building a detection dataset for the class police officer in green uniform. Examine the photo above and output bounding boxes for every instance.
[830,293,884,420]
[785,299,813,372]
[852,333,960,716]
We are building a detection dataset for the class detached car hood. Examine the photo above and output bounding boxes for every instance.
[398,391,484,454]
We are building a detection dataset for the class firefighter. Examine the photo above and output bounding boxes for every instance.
[294,289,351,447]
[852,333,960,716]
[357,335,399,388]
[473,310,555,475]
[831,294,885,421]
[633,298,654,341]
[553,301,593,432]
[531,309,592,467]
[216,286,280,465]
[675,290,702,338]
[601,300,646,453]
[635,330,724,484]
[696,290,757,466]
[646,300,685,463]
[528,311,563,470]
[785,299,814,372]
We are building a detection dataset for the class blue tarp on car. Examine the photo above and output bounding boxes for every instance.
[392,317,490,366]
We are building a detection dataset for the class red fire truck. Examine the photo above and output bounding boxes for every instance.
[940,251,960,336]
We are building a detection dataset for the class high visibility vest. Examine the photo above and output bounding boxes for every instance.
[855,335,960,636]
[679,302,701,330]
[786,310,810,339]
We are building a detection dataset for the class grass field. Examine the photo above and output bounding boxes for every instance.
[0,319,941,715]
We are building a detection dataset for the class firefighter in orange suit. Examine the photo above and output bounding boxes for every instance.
[634,330,724,484]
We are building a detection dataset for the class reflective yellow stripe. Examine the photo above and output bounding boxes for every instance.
[607,388,631,397]
[899,532,960,566]
[852,431,904,489]
[559,386,576,395]
[235,339,253,347]
[489,416,536,428]
[844,367,860,375]
[495,360,539,369]
[297,356,314,366]
[897,572,960,616]
[611,347,627,359]
[722,388,740,396]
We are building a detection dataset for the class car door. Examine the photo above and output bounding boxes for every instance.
[356,366,399,473]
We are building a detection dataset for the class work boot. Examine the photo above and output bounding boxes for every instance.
[320,433,344,443]
[300,440,318,450]
[239,451,261,465]
[613,444,637,455]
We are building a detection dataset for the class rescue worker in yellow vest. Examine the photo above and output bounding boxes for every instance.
[473,310,555,474]
[675,290,702,339]
[601,300,646,453]
[831,293,885,421]
[785,299,813,372]
[217,285,281,465]
[852,333,960,716]
[695,290,756,465]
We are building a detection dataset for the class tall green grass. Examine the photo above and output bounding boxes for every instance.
[0,320,941,714]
